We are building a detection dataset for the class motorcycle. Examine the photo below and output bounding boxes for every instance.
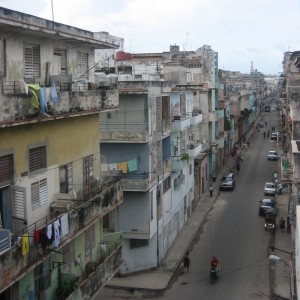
[210,266,218,284]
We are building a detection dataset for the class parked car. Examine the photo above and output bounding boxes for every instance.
[271,132,278,141]
[267,150,278,161]
[219,173,235,191]
[259,198,276,216]
[264,106,270,112]
[264,182,276,196]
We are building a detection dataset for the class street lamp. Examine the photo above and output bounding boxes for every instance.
[268,254,295,299]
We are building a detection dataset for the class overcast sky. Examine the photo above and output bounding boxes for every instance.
[1,0,300,75]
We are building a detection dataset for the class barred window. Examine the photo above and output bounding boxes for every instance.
[59,163,73,194]
[31,179,47,210]
[130,239,149,249]
[63,240,75,272]
[29,146,47,172]
[163,176,171,194]
[85,224,95,258]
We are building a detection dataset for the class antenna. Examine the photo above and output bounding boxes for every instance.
[186,32,189,52]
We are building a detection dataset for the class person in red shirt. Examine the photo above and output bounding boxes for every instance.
[210,256,220,275]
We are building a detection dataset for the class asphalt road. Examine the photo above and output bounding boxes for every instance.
[159,110,279,300]
[98,109,280,300]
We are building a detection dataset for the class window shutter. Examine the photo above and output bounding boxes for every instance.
[89,155,93,178]
[31,181,40,210]
[0,154,13,185]
[39,179,47,206]
[29,146,47,172]
[11,186,26,220]
[67,163,73,193]
[77,52,88,79]
[24,44,40,79]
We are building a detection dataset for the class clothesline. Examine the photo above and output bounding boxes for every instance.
[101,158,138,174]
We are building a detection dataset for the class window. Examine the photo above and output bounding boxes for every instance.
[103,214,109,229]
[163,176,171,194]
[59,163,73,194]
[31,179,47,210]
[85,224,95,258]
[83,155,93,192]
[53,48,67,75]
[34,258,51,295]
[77,52,88,80]
[189,164,192,175]
[24,43,40,80]
[150,191,154,220]
[0,154,13,186]
[63,240,75,272]
[29,146,47,172]
[130,239,149,249]
[2,39,6,77]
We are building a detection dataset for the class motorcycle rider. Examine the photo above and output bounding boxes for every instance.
[210,256,220,277]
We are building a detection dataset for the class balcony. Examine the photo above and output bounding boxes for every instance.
[62,232,122,300]
[101,123,149,143]
[0,180,123,293]
[122,173,154,191]
[190,113,203,125]
[172,156,188,172]
[163,158,172,176]
[172,117,191,132]
[188,142,205,157]
[0,81,119,128]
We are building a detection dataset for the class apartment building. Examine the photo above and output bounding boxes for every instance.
[0,7,123,299]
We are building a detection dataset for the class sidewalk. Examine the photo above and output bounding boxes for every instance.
[104,154,234,293]
[103,129,292,299]
[273,190,293,299]
[105,184,219,292]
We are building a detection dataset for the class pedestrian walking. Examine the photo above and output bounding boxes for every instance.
[209,183,213,197]
[183,252,191,273]
[278,182,283,195]
[265,121,267,127]
[279,217,286,232]
[267,131,270,139]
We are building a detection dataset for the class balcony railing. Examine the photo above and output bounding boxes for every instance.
[122,173,153,191]
[63,232,122,300]
[0,180,123,293]
[101,123,149,143]
[0,81,119,126]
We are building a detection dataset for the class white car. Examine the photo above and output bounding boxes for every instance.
[264,182,276,196]
[267,150,278,161]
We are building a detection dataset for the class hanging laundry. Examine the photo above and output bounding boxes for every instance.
[117,162,128,173]
[28,84,40,109]
[100,243,107,252]
[50,80,58,103]
[53,220,60,248]
[21,233,29,256]
[39,87,48,114]
[109,163,118,171]
[33,229,40,246]
[40,227,48,253]
[127,159,138,172]
[101,163,109,172]
[60,213,69,238]
[18,79,28,94]
[47,223,53,240]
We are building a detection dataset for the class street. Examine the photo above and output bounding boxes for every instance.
[98,110,279,299]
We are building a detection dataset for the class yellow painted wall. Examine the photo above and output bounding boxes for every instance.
[0,114,100,179]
